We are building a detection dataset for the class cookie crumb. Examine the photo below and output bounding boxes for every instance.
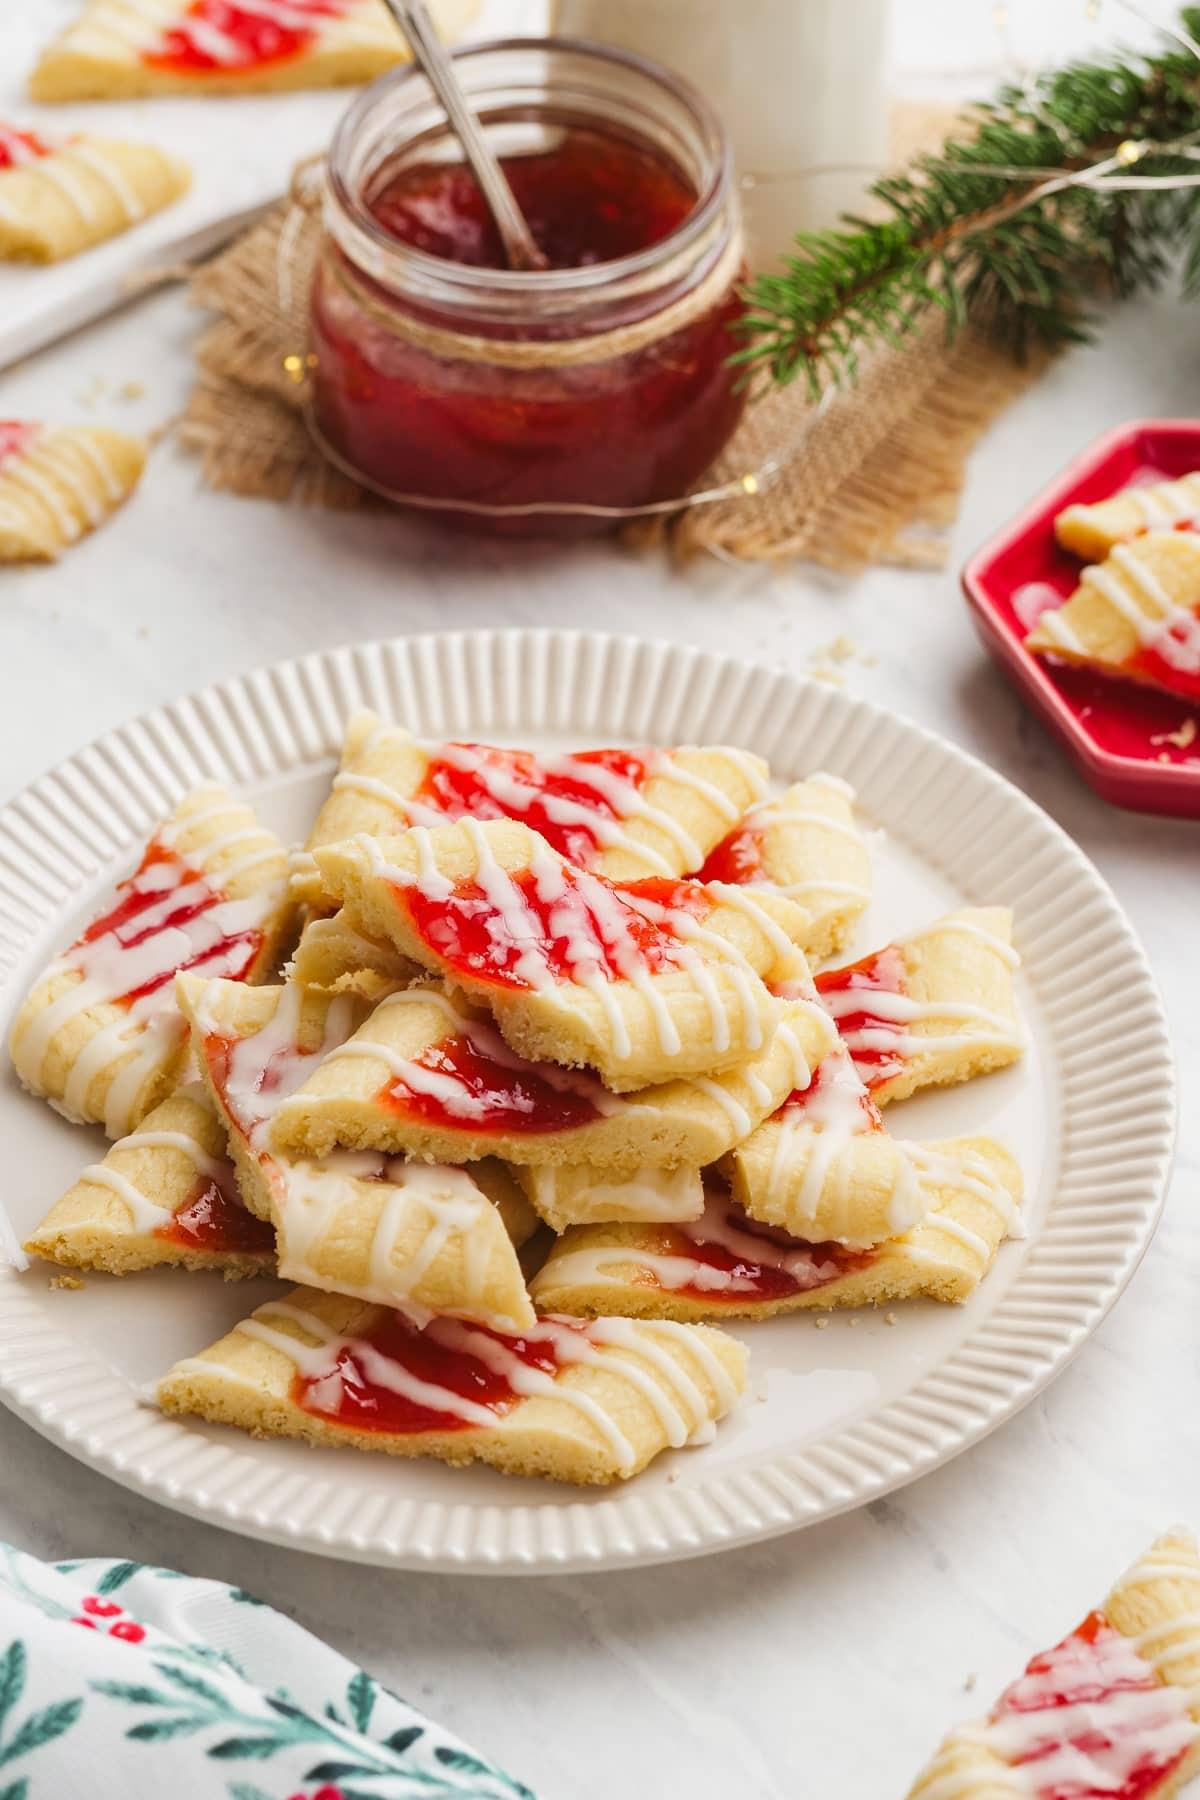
[1157,751,1172,763]
[49,1273,84,1291]
[814,1316,829,1330]
[1151,717,1196,750]
[75,375,108,409]
[963,1671,977,1692]
[810,666,845,688]
[847,1316,860,1327]
[884,1311,898,1326]
[119,380,146,401]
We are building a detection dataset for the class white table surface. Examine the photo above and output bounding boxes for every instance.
[1,6,1198,1797]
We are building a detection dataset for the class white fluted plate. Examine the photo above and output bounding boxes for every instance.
[0,632,1174,1573]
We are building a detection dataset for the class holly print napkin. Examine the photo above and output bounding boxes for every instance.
[0,1541,533,1800]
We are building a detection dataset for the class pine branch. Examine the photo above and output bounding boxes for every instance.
[736,7,1200,396]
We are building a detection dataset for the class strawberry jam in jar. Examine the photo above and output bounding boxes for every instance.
[309,39,746,535]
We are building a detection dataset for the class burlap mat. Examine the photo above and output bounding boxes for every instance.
[178,105,1051,569]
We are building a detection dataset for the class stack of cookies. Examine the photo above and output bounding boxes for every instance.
[13,714,1026,1487]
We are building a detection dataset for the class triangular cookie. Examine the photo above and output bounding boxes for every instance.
[9,783,292,1136]
[0,420,145,561]
[24,1083,275,1277]
[699,772,871,962]
[906,1530,1200,1800]
[1026,531,1200,702]
[158,1284,747,1486]
[177,975,539,1331]
[313,818,809,1090]
[0,124,189,262]
[29,0,478,101]
[530,1147,1023,1322]
[268,979,833,1173]
[1056,472,1200,560]
[291,710,769,907]
[815,908,1022,1104]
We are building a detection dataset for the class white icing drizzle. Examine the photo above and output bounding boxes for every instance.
[902,916,1020,967]
[903,1144,1025,1240]
[326,985,629,1123]
[0,128,47,168]
[15,828,277,1138]
[804,770,856,799]
[363,825,780,1065]
[274,1155,522,1328]
[26,156,97,225]
[2,442,86,538]
[753,1045,923,1241]
[76,1113,232,1237]
[236,1300,731,1468]
[65,142,144,221]
[522,1164,705,1226]
[1032,603,1089,655]
[204,981,357,1153]
[206,986,527,1325]
[63,0,376,69]
[819,967,1022,1067]
[64,429,126,504]
[962,1618,1200,1798]
[690,1078,752,1137]
[542,1185,855,1299]
[1080,539,1200,674]
[1060,471,1200,534]
[334,737,759,878]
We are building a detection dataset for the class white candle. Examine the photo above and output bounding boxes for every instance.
[552,0,889,270]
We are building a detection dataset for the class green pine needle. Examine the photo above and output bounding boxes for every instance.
[737,6,1200,397]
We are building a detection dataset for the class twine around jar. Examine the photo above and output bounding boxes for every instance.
[315,215,747,371]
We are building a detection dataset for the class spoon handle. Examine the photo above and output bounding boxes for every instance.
[382,0,548,272]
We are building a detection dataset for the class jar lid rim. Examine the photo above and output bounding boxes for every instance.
[325,34,733,298]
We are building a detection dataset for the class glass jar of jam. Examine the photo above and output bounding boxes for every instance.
[308,38,747,536]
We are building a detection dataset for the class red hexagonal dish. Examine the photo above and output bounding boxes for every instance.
[961,418,1200,818]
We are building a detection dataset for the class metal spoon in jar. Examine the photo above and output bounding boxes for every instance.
[378,0,549,272]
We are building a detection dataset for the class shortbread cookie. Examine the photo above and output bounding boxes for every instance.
[292,712,768,907]
[287,906,417,995]
[700,773,871,962]
[177,975,537,1330]
[0,420,145,562]
[157,1285,747,1486]
[531,1143,1022,1322]
[0,124,189,262]
[269,980,832,1172]
[1026,531,1200,701]
[314,819,808,1089]
[723,1043,930,1246]
[29,0,478,101]
[1056,472,1200,561]
[23,1083,275,1277]
[815,907,1022,1104]
[905,1528,1200,1800]
[512,1163,705,1233]
[9,785,291,1137]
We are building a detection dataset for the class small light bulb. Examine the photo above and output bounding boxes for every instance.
[1116,138,1142,165]
[283,353,306,381]
[742,472,760,496]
